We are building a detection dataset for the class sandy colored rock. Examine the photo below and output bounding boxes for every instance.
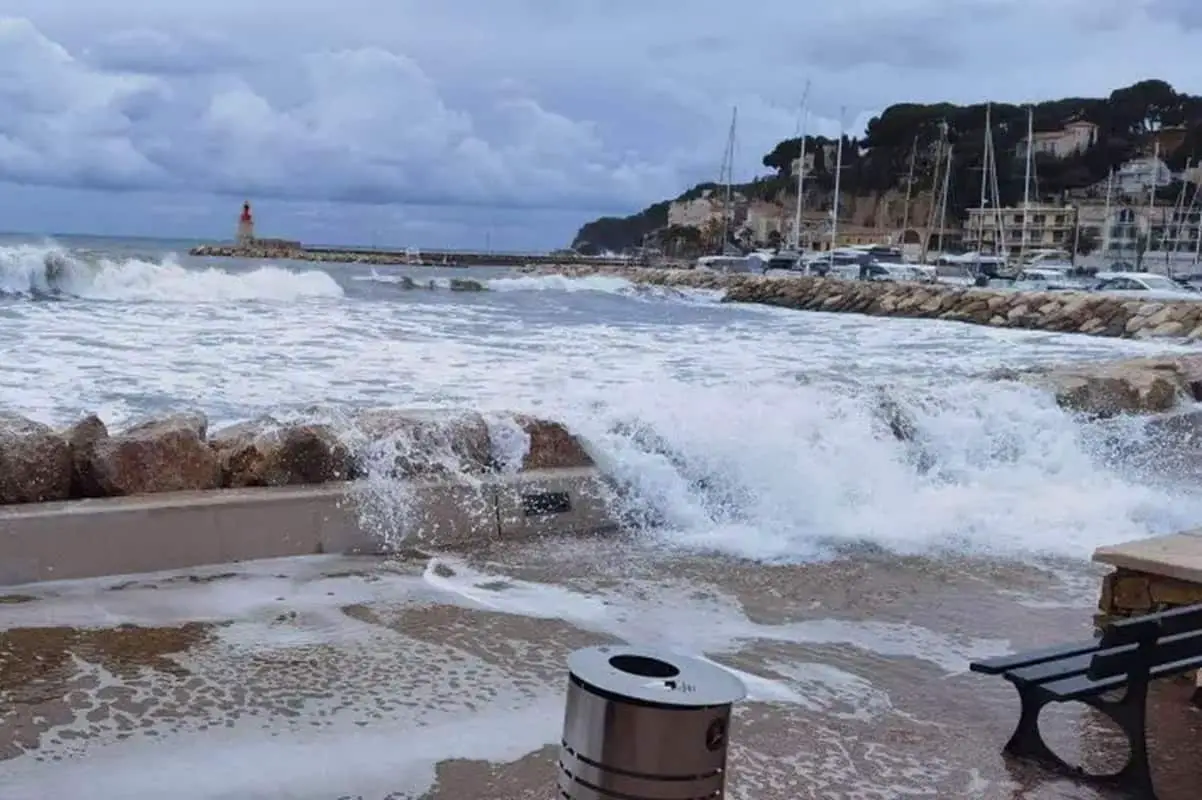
[62,413,108,498]
[351,409,493,478]
[210,419,352,488]
[1007,358,1192,418]
[88,412,220,496]
[513,415,595,470]
[0,413,72,504]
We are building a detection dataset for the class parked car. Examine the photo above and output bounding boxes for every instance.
[1092,272,1201,300]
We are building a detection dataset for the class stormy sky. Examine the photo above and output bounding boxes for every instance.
[1,2,1199,249]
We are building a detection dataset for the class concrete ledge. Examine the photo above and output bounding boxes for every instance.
[0,468,618,586]
[1093,530,1202,585]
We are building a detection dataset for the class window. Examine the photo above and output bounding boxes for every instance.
[1099,278,1139,291]
[1139,276,1180,291]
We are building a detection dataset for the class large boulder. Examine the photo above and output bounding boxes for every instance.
[88,412,220,496]
[209,418,352,487]
[1006,357,1196,418]
[512,415,594,470]
[63,414,108,498]
[350,409,493,478]
[0,413,72,504]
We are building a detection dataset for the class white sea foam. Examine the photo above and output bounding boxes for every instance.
[486,272,718,302]
[421,557,1012,673]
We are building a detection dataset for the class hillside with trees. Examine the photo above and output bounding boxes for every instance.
[570,79,1202,254]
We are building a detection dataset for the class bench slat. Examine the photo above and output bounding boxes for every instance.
[1088,629,1202,680]
[1006,645,1132,686]
[969,638,1100,676]
[1101,602,1202,647]
[1041,654,1202,701]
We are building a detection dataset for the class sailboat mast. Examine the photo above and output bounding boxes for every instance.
[987,126,1005,256]
[976,103,991,259]
[1101,169,1113,259]
[900,136,917,252]
[1195,182,1202,266]
[937,144,953,258]
[718,106,737,253]
[921,122,948,264]
[829,107,845,263]
[1168,157,1191,272]
[1019,107,1033,265]
[793,81,812,251]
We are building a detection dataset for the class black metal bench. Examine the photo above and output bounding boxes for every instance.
[970,602,1202,799]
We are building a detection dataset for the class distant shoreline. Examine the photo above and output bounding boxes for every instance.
[188,242,632,268]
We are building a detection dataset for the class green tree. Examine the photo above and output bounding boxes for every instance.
[1109,79,1181,133]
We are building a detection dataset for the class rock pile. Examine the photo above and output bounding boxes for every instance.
[528,265,1202,340]
[992,355,1202,418]
[0,410,594,507]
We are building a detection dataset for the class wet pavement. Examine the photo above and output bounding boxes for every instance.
[2,537,1201,799]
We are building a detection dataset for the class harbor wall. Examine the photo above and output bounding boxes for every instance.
[189,243,636,268]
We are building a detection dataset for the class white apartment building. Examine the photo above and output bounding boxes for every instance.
[1016,120,1098,159]
[1077,202,1202,270]
[1112,156,1174,195]
[964,204,1078,251]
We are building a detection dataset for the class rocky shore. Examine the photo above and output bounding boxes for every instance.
[0,410,593,507]
[528,265,1202,340]
[4,354,1202,507]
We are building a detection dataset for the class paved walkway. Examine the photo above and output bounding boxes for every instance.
[2,541,1201,799]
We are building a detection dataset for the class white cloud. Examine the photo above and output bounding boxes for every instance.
[0,2,1199,248]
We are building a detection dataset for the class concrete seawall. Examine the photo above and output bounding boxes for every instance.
[0,468,616,586]
[533,265,1202,340]
[0,407,617,586]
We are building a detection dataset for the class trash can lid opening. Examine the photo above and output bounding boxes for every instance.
[608,654,680,680]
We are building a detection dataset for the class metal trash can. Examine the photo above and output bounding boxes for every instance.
[557,645,747,799]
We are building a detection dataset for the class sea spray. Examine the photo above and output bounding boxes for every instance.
[0,242,342,301]
[329,410,541,552]
[557,374,1202,564]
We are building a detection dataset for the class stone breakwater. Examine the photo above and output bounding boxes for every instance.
[528,264,1202,340]
[189,243,631,269]
[0,409,593,507]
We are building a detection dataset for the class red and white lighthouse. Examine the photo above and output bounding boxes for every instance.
[236,201,255,245]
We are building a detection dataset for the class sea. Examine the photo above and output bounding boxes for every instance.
[3,232,1202,798]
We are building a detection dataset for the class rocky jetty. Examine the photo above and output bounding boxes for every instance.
[528,265,1202,340]
[991,356,1202,418]
[0,410,594,507]
[189,243,628,269]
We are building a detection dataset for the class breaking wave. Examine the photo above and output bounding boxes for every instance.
[0,243,343,302]
[557,376,1202,564]
[485,273,715,302]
